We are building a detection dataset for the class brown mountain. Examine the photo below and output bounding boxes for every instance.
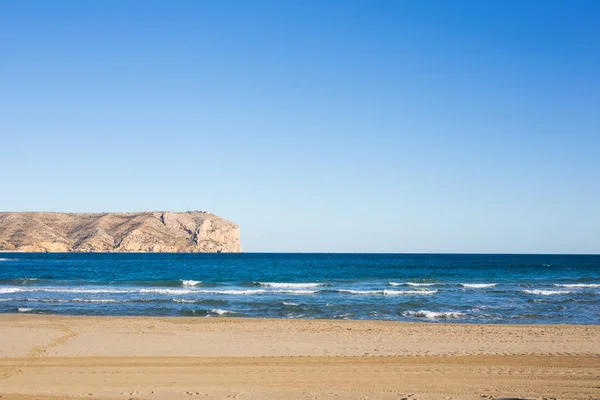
[0,211,241,253]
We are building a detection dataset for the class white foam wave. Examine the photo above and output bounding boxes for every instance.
[0,287,136,294]
[337,289,437,295]
[196,289,317,295]
[553,284,600,288]
[27,298,69,303]
[403,310,465,319]
[140,288,194,295]
[389,282,437,287]
[181,280,202,287]
[256,282,324,288]
[286,313,306,319]
[274,289,317,295]
[167,288,320,295]
[461,283,497,289]
[54,288,132,294]
[210,308,234,315]
[0,287,317,296]
[282,301,299,306]
[72,298,122,303]
[18,307,33,313]
[0,288,22,294]
[384,289,437,295]
[523,289,572,295]
[0,297,126,304]
[52,288,135,293]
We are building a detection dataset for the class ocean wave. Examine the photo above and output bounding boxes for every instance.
[1,297,231,305]
[1,287,137,294]
[282,301,299,306]
[29,298,166,304]
[144,288,318,295]
[403,310,465,319]
[0,286,318,296]
[140,288,195,295]
[3,297,140,304]
[553,283,600,288]
[171,299,229,305]
[26,298,70,303]
[72,298,122,303]
[0,278,42,286]
[200,289,317,295]
[335,289,437,295]
[0,288,22,294]
[181,280,202,287]
[461,283,497,288]
[255,282,325,288]
[389,282,437,287]
[285,313,307,319]
[210,308,235,315]
[334,313,353,319]
[18,307,34,313]
[523,289,572,295]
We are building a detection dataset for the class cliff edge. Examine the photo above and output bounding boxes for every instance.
[0,211,241,253]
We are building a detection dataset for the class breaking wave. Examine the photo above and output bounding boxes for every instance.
[461,283,497,289]
[200,289,317,295]
[181,280,202,287]
[389,282,437,287]
[140,288,194,295]
[210,308,235,315]
[72,298,122,303]
[0,288,22,294]
[255,282,325,288]
[1,287,137,294]
[553,283,600,288]
[0,287,318,296]
[172,299,198,303]
[0,278,42,285]
[523,289,572,295]
[335,289,437,296]
[403,310,465,319]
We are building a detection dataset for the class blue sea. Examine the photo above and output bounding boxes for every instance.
[0,253,599,324]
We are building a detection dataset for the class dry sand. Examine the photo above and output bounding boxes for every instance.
[0,315,599,400]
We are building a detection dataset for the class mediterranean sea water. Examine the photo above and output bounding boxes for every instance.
[0,253,599,324]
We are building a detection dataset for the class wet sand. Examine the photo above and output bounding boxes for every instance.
[1,315,599,399]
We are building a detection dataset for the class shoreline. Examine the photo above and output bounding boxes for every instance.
[1,315,599,399]
[3,312,600,326]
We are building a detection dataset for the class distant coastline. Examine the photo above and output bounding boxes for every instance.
[0,211,241,253]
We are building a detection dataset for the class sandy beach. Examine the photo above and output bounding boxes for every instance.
[0,315,598,399]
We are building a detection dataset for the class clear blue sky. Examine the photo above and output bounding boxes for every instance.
[1,1,599,253]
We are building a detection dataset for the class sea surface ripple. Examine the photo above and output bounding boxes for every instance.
[0,253,598,323]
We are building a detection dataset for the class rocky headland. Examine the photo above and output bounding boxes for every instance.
[0,211,241,253]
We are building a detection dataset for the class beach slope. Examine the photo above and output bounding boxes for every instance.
[1,315,599,399]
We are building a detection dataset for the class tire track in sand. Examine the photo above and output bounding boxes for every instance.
[0,321,78,380]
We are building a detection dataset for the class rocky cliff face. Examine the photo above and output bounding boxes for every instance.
[0,212,241,253]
